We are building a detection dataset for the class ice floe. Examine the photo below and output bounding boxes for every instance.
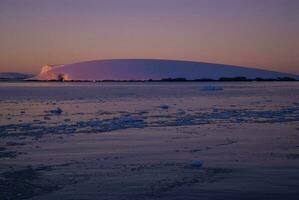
[46,107,63,115]
[159,105,169,110]
[201,85,224,91]
[191,160,204,168]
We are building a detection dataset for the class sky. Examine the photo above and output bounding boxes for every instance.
[0,0,298,74]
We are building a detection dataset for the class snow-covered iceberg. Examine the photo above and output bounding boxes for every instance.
[30,59,298,81]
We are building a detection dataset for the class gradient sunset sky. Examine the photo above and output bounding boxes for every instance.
[0,0,298,74]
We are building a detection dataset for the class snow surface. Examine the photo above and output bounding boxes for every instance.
[30,59,298,81]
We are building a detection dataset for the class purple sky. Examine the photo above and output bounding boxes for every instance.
[0,0,298,74]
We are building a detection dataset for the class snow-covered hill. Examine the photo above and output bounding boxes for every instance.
[30,59,298,81]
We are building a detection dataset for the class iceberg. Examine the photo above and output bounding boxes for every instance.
[29,59,298,81]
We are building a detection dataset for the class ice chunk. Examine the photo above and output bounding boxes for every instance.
[191,160,204,168]
[49,107,63,115]
[160,105,169,110]
[201,85,223,91]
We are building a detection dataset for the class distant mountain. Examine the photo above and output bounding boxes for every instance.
[0,72,33,81]
[30,59,298,81]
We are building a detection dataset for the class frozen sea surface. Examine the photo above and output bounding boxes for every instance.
[1,82,298,137]
[0,82,299,200]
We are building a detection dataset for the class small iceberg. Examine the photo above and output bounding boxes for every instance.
[159,105,169,110]
[201,85,223,91]
[191,160,204,168]
[48,107,63,115]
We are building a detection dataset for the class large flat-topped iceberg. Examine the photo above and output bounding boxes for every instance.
[31,59,298,81]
